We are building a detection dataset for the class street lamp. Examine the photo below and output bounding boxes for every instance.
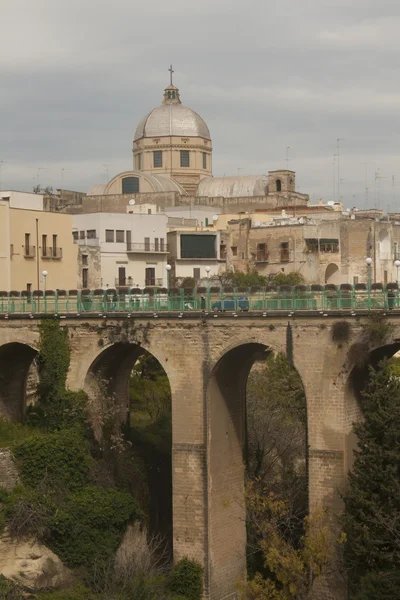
[395,260,400,285]
[42,270,48,312]
[366,258,372,309]
[165,264,172,292]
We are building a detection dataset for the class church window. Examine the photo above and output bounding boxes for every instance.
[202,152,207,170]
[122,177,139,194]
[153,151,163,168]
[135,153,142,170]
[180,150,190,167]
[276,179,282,192]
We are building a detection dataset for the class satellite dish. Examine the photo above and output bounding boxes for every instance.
[212,215,219,221]
[129,199,135,206]
[327,200,335,206]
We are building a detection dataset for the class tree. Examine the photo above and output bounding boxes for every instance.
[342,360,400,598]
[268,272,304,286]
[212,268,268,287]
[240,482,333,600]
[129,354,171,422]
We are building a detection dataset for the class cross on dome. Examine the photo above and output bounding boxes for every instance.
[163,65,181,105]
[168,64,174,86]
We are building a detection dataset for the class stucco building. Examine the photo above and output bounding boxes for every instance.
[0,191,77,292]
[226,208,400,285]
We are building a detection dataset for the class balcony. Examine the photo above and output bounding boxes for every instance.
[74,237,100,246]
[41,247,63,259]
[115,277,134,288]
[52,247,63,259]
[145,277,164,287]
[23,245,36,258]
[127,242,168,253]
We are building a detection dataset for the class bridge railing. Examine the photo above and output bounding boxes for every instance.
[0,284,399,314]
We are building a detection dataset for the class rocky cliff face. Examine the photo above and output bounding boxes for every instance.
[0,534,73,591]
[0,449,19,491]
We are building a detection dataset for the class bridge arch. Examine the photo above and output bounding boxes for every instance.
[0,342,38,422]
[206,340,307,599]
[345,340,400,474]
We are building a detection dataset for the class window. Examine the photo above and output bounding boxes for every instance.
[118,267,126,286]
[145,267,155,286]
[105,230,114,243]
[116,230,124,243]
[202,152,207,170]
[79,230,85,239]
[353,276,359,285]
[122,176,139,194]
[205,218,209,226]
[193,268,200,282]
[154,238,159,251]
[82,268,88,288]
[126,231,131,246]
[305,238,318,253]
[231,246,238,257]
[319,239,339,253]
[53,234,57,250]
[276,179,282,192]
[144,237,150,251]
[280,241,289,262]
[72,231,78,241]
[394,242,399,260]
[26,283,32,294]
[153,151,163,168]
[180,150,190,167]
[180,234,217,259]
[256,243,268,261]
[82,254,88,266]
[135,153,142,170]
[25,233,30,252]
[87,229,96,239]
[147,208,152,214]
[42,234,48,257]
[160,238,165,251]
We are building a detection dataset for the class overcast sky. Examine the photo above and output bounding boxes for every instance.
[1,0,400,210]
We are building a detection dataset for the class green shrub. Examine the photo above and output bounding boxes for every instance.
[0,485,53,539]
[49,485,138,569]
[13,428,89,491]
[35,583,95,600]
[331,321,351,343]
[0,417,42,449]
[168,558,203,600]
[0,575,24,600]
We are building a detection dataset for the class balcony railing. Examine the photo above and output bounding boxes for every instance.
[74,237,100,246]
[145,277,164,287]
[115,277,134,287]
[180,251,217,259]
[23,245,36,258]
[52,247,63,259]
[127,243,168,253]
[42,247,63,259]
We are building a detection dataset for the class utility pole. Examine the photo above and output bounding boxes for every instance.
[363,163,369,209]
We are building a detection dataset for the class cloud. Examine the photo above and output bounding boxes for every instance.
[1,0,400,210]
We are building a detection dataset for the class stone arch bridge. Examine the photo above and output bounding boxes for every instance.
[1,312,399,600]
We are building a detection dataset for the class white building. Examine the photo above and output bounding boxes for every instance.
[72,212,169,289]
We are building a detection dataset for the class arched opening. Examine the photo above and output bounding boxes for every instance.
[276,178,282,192]
[122,176,139,194]
[325,262,340,284]
[207,343,308,598]
[346,341,400,473]
[0,343,38,422]
[85,342,173,548]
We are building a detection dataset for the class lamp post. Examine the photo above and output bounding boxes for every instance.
[395,260,400,286]
[205,266,211,310]
[42,270,48,312]
[165,264,171,309]
[366,257,372,309]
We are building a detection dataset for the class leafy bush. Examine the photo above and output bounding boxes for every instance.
[13,428,89,491]
[362,313,390,347]
[0,485,53,539]
[331,321,351,343]
[0,575,23,600]
[36,584,95,600]
[49,486,138,569]
[0,417,42,448]
[168,558,203,600]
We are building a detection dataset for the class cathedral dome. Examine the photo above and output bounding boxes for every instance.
[134,84,210,141]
